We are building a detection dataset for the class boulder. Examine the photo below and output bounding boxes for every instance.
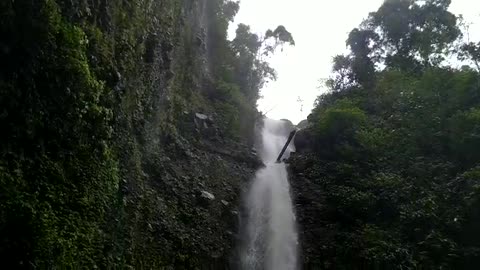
[194,112,217,139]
[198,190,215,207]
[221,200,229,206]
[195,113,209,129]
[280,119,295,131]
[294,128,315,153]
[195,113,208,121]
[296,119,309,130]
[200,190,215,200]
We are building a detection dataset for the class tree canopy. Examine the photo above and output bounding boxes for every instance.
[291,0,480,268]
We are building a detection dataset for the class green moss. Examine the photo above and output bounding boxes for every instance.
[0,0,119,267]
[1,0,262,268]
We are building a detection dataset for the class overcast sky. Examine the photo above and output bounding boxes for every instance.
[228,0,480,124]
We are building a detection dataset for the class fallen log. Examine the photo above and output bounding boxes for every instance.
[276,130,297,163]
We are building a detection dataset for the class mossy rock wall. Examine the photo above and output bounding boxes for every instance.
[0,0,259,268]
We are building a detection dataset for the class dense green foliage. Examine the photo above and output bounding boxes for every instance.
[205,3,294,141]
[291,0,480,268]
[0,1,118,266]
[0,0,292,268]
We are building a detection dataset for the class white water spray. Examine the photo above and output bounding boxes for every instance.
[239,118,298,270]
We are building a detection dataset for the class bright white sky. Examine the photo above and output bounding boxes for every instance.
[228,0,480,124]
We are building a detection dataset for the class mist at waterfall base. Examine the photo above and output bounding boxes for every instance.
[237,118,298,270]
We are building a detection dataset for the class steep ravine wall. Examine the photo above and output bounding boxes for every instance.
[288,125,326,269]
[113,0,260,266]
[103,0,266,265]
[0,0,260,268]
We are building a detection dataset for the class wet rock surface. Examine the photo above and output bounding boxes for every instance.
[293,128,315,154]
[287,127,328,267]
[124,125,261,267]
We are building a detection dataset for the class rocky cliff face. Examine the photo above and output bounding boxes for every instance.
[113,1,261,266]
[288,124,328,268]
[0,0,260,268]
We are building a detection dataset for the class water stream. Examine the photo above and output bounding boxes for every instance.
[238,118,298,270]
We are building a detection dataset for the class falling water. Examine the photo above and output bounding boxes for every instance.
[238,118,298,270]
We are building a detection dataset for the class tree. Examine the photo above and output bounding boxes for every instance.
[291,1,480,268]
[330,0,461,89]
[230,23,294,102]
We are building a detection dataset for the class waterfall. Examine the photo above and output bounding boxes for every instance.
[238,118,298,270]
